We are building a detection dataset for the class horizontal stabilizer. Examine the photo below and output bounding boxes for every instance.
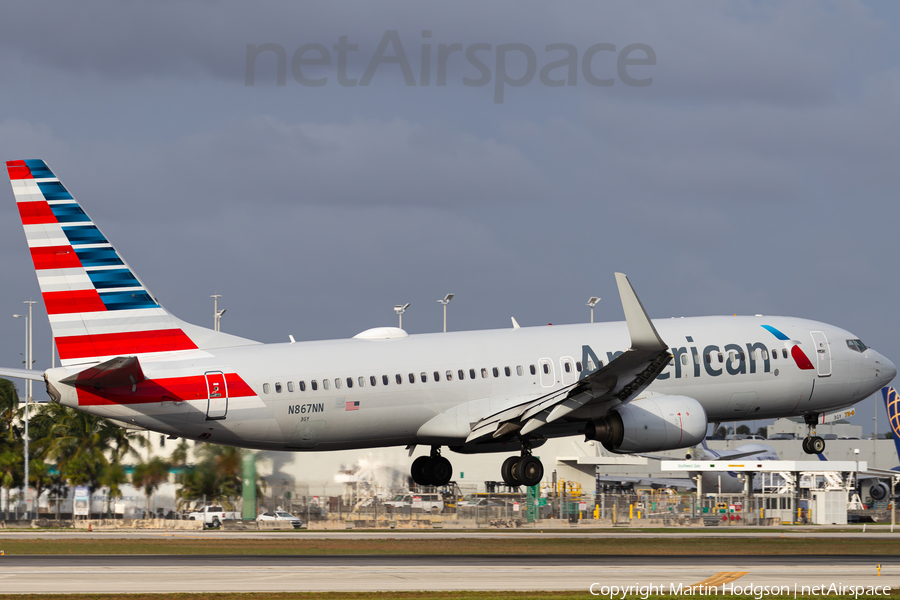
[60,355,145,388]
[0,367,45,381]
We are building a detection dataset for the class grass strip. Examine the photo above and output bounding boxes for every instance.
[1,536,899,555]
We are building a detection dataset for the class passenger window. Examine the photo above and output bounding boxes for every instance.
[447,370,454,381]
[383,375,389,385]
[263,383,270,394]
[458,369,464,380]
[335,378,342,389]
[370,376,377,386]
[421,372,427,383]
[469,369,476,379]
[516,366,523,376]
[782,349,788,359]
[346,377,353,388]
[275,382,282,393]
[409,373,415,384]
[761,350,768,360]
[492,367,499,377]
[299,381,306,392]
[396,374,403,385]
[718,353,723,362]
[705,353,711,364]
[311,380,317,391]
[287,382,294,392]
[433,371,440,382]
[504,366,511,377]
[542,364,550,374]
[323,379,330,390]
[575,362,582,372]
[587,359,595,370]
[564,362,571,373]
[771,349,777,360]
[693,354,700,364]
[530,365,536,375]
[739,351,745,361]
[481,368,488,378]
[681,354,688,366]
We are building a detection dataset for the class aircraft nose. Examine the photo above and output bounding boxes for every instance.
[882,355,897,383]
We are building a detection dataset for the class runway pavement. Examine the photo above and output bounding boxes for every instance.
[0,554,897,594]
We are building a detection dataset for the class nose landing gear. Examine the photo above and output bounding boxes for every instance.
[410,447,453,486]
[802,413,826,454]
[499,447,544,487]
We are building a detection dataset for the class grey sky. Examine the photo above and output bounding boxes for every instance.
[1,1,898,436]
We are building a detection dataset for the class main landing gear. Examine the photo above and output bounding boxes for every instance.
[801,413,826,454]
[500,448,544,488]
[411,447,453,486]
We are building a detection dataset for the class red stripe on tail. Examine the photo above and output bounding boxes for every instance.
[30,246,82,270]
[56,329,198,361]
[18,201,58,225]
[7,160,33,180]
[43,289,107,315]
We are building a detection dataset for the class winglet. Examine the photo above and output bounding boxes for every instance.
[615,273,666,351]
[511,317,521,329]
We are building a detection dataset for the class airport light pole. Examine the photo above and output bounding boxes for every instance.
[394,303,409,329]
[437,294,454,332]
[211,295,226,332]
[587,297,600,324]
[15,300,37,519]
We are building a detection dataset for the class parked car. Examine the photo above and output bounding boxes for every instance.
[768,433,795,440]
[187,505,238,527]
[383,493,445,513]
[257,511,303,528]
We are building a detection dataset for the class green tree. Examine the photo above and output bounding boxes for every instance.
[132,457,170,517]
[755,427,768,439]
[100,462,128,518]
[736,425,751,435]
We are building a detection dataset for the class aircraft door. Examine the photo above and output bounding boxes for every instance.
[810,331,832,377]
[539,358,555,387]
[205,371,228,420]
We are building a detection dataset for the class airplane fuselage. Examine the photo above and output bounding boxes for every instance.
[47,314,891,453]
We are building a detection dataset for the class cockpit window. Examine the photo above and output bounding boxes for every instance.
[846,339,868,353]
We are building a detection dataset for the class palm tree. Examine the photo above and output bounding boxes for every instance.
[100,462,128,518]
[132,457,170,518]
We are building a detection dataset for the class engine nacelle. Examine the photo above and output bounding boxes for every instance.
[584,395,708,453]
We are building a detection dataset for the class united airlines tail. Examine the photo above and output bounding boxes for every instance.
[882,386,900,462]
[7,159,257,367]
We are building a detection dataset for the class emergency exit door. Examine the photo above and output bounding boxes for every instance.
[205,371,228,420]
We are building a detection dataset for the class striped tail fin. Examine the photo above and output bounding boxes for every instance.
[7,159,256,366]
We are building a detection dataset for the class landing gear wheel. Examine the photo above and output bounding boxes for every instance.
[430,456,453,486]
[809,436,825,454]
[411,456,433,486]
[501,456,520,486]
[801,438,812,454]
[516,456,544,487]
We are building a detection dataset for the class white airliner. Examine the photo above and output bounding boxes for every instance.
[2,160,896,488]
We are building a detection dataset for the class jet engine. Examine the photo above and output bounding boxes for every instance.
[584,395,708,453]
[867,481,890,502]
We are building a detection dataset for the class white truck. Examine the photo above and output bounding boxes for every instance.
[187,505,238,527]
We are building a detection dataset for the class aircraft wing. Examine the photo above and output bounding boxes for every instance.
[466,273,671,444]
[0,367,45,381]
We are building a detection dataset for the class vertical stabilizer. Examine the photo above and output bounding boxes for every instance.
[7,159,257,366]
[882,387,900,463]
